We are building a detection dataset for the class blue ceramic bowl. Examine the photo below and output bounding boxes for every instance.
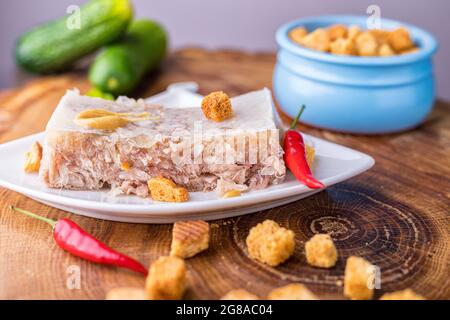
[273,15,438,134]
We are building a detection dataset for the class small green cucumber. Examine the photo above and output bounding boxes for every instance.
[88,19,167,96]
[16,0,133,73]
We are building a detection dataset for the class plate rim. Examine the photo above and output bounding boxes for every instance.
[0,132,375,215]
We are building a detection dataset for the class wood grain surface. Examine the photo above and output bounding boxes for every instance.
[0,49,449,300]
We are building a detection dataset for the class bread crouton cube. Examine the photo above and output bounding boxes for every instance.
[369,29,390,45]
[145,256,187,300]
[378,43,396,56]
[305,234,338,268]
[268,283,318,300]
[289,27,308,44]
[148,177,189,202]
[388,27,415,52]
[328,24,348,41]
[201,91,233,122]
[246,220,295,267]
[330,38,357,56]
[106,287,146,300]
[221,289,259,300]
[347,25,362,41]
[170,220,210,258]
[344,256,375,300]
[24,141,43,173]
[379,289,425,300]
[299,28,330,52]
[356,32,379,56]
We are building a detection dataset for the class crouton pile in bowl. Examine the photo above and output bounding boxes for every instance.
[273,15,438,134]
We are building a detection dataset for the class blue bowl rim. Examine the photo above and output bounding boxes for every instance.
[276,15,438,66]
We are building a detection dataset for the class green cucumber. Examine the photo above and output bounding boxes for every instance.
[15,0,133,73]
[88,19,167,96]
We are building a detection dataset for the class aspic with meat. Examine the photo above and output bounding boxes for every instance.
[26,88,319,202]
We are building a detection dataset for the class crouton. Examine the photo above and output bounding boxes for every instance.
[246,220,295,267]
[289,27,308,44]
[106,287,146,300]
[369,29,390,45]
[305,234,338,268]
[380,289,426,300]
[330,38,357,56]
[347,25,362,41]
[24,141,43,173]
[299,28,330,52]
[145,256,187,300]
[328,24,348,41]
[344,256,375,300]
[356,32,379,56]
[148,177,189,202]
[378,43,396,56]
[201,91,233,122]
[170,220,210,258]
[268,283,318,300]
[388,27,415,52]
[221,289,259,300]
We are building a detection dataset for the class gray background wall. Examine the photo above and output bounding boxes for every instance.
[0,0,448,100]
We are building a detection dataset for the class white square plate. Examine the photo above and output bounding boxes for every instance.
[0,83,374,223]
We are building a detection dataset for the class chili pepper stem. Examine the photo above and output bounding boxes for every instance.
[290,105,306,130]
[9,206,56,228]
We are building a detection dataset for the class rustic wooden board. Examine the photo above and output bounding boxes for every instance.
[0,49,448,300]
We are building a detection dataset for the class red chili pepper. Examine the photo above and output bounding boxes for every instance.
[9,206,148,276]
[283,105,324,189]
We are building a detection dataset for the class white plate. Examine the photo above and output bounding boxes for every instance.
[0,83,374,223]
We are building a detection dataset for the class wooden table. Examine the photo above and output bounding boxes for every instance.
[0,49,449,300]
